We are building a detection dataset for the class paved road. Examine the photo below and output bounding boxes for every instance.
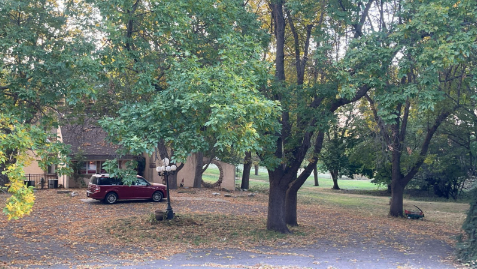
[20,237,455,269]
[110,240,455,269]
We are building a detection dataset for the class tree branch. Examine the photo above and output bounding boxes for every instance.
[285,8,302,83]
[201,155,215,174]
[125,0,140,52]
[289,131,325,191]
[330,85,371,112]
[399,98,410,144]
[353,0,374,38]
[365,93,391,145]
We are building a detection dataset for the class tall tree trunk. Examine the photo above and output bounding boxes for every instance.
[169,173,178,190]
[389,177,405,217]
[285,155,321,226]
[254,164,259,175]
[313,162,319,186]
[193,152,203,188]
[285,133,325,225]
[285,167,312,226]
[267,175,290,233]
[267,0,288,233]
[331,170,340,190]
[389,135,404,216]
[285,184,298,226]
[241,151,252,190]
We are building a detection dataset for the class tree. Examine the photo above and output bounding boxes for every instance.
[193,152,204,189]
[253,154,261,176]
[241,151,252,190]
[362,0,477,216]
[240,151,262,189]
[94,0,280,185]
[319,106,361,190]
[262,0,395,232]
[409,109,477,200]
[313,162,319,186]
[0,0,98,219]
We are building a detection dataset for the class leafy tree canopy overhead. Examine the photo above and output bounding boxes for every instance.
[0,0,99,219]
[95,0,281,182]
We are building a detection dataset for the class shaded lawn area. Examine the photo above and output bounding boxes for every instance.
[0,182,468,268]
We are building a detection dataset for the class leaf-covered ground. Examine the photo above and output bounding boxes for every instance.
[0,188,467,268]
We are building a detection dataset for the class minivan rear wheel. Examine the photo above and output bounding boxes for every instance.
[104,192,118,204]
[152,191,163,202]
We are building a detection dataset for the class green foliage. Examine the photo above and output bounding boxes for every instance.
[412,132,471,200]
[0,0,98,219]
[102,159,138,186]
[371,162,392,187]
[94,0,281,164]
[320,129,350,176]
[319,105,372,180]
[0,114,70,219]
[71,151,87,187]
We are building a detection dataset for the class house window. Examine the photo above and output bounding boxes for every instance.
[87,161,97,174]
[77,161,98,174]
[76,160,115,174]
[47,165,55,174]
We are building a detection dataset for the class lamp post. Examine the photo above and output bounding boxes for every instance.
[156,158,177,220]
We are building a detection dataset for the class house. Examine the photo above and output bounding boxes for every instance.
[23,122,237,190]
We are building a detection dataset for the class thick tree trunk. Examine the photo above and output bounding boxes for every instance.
[285,187,298,226]
[193,152,203,188]
[284,133,325,226]
[267,179,290,233]
[241,152,252,190]
[267,0,289,234]
[254,164,259,176]
[169,173,178,189]
[284,188,300,226]
[285,158,320,226]
[389,178,405,217]
[331,170,340,190]
[313,162,319,186]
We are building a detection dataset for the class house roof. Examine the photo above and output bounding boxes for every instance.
[61,123,135,160]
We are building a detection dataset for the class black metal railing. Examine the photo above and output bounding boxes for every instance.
[24,174,59,189]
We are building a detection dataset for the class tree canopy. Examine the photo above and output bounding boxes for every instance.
[0,0,98,219]
[92,0,281,183]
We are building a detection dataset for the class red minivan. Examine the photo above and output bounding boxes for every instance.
[86,174,167,204]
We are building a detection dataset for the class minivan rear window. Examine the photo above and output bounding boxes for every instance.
[90,176,98,185]
[90,176,123,185]
[99,177,122,185]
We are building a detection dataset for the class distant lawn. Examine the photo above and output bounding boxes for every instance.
[202,165,384,191]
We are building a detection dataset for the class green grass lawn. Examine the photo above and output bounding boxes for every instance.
[202,165,383,191]
[201,165,469,229]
